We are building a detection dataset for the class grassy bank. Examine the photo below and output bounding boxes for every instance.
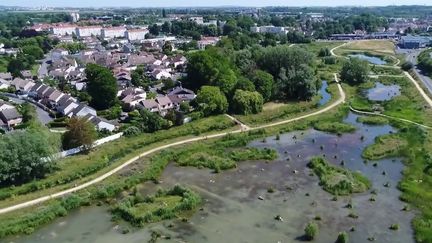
[356,116,389,125]
[308,157,371,196]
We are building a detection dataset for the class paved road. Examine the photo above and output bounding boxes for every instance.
[8,97,53,125]
[0,74,347,215]
[38,55,51,78]
[401,48,432,95]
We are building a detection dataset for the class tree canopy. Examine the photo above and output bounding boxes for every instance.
[196,86,228,116]
[184,47,237,95]
[0,126,60,186]
[86,64,118,110]
[62,117,97,150]
[231,89,264,115]
[340,58,370,85]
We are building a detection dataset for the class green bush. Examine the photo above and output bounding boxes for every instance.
[336,231,349,243]
[304,221,319,241]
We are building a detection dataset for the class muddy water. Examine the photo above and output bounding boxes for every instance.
[5,113,414,243]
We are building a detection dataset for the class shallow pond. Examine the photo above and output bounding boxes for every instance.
[5,113,414,243]
[318,81,331,106]
[349,54,387,65]
[366,82,401,101]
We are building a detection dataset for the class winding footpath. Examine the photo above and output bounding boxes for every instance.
[349,106,432,130]
[0,75,346,215]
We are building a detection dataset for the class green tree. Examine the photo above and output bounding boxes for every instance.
[185,48,238,95]
[304,221,319,241]
[276,65,316,100]
[401,61,414,71]
[162,41,173,55]
[86,64,118,110]
[136,109,170,132]
[318,48,331,57]
[161,21,171,33]
[22,45,44,59]
[235,77,255,92]
[196,86,228,116]
[62,117,97,150]
[131,65,151,88]
[149,24,160,36]
[340,58,370,85]
[250,70,274,102]
[0,127,60,186]
[231,89,263,115]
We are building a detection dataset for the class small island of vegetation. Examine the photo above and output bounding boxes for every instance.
[308,157,371,195]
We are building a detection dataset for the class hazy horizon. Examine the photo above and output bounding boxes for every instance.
[2,0,432,8]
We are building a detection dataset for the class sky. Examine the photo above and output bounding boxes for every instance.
[2,0,432,8]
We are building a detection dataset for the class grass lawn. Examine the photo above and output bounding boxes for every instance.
[341,40,396,54]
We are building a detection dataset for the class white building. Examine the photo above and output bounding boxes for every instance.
[126,29,149,41]
[190,17,204,25]
[70,12,80,22]
[51,25,77,36]
[76,26,102,38]
[197,37,220,50]
[250,25,289,35]
[101,27,126,39]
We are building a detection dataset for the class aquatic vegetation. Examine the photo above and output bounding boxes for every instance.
[304,221,319,241]
[111,185,201,227]
[313,121,356,134]
[362,134,407,160]
[356,116,389,125]
[308,157,371,195]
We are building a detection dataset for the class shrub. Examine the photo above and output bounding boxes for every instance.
[304,221,318,241]
[336,231,349,243]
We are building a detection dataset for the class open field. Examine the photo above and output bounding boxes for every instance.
[340,40,396,54]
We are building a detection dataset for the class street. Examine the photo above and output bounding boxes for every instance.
[7,97,53,125]
[398,48,432,95]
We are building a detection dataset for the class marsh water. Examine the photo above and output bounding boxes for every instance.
[366,82,401,101]
[318,81,331,106]
[5,113,414,243]
[349,53,387,65]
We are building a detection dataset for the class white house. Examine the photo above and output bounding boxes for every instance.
[11,78,35,94]
[85,114,116,132]
[0,101,14,111]
[58,100,79,116]
[151,69,172,80]
[72,104,97,117]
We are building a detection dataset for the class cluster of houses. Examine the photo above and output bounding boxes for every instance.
[0,73,116,132]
